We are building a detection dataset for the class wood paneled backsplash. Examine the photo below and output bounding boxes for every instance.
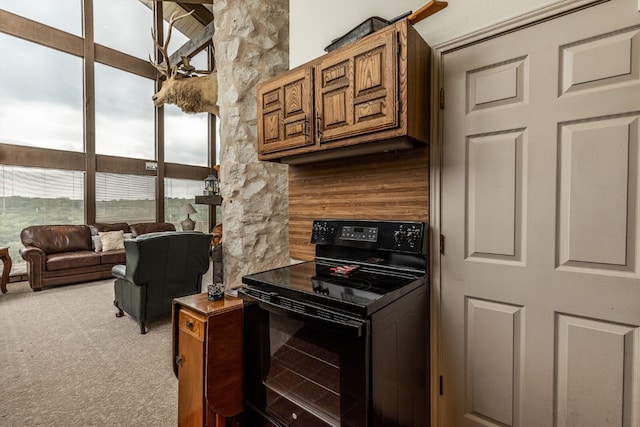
[289,145,429,260]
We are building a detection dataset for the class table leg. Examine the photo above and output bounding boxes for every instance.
[0,252,11,293]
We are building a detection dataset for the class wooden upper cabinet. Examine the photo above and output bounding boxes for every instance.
[257,67,314,155]
[316,28,397,143]
[258,19,431,163]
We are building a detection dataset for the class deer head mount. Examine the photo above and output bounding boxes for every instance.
[150,11,219,116]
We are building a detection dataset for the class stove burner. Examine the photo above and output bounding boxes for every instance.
[316,276,373,292]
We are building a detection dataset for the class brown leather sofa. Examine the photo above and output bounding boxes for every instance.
[20,222,175,291]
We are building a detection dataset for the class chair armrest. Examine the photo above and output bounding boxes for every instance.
[111,264,127,280]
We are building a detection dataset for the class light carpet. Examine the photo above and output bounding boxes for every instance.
[0,275,209,427]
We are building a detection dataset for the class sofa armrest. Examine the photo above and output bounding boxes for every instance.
[20,245,46,268]
[19,246,46,291]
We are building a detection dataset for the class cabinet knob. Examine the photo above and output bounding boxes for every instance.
[185,319,194,330]
[176,355,184,366]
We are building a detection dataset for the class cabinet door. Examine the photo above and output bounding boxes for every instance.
[315,27,398,143]
[258,67,314,155]
[177,309,205,427]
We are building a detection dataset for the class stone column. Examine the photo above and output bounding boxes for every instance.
[212,0,289,287]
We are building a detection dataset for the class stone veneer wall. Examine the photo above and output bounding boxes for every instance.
[212,0,290,287]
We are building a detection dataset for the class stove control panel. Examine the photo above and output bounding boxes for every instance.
[340,225,378,242]
[311,219,427,255]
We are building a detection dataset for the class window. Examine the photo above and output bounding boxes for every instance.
[165,178,209,233]
[94,0,152,59]
[0,34,83,151]
[164,106,209,166]
[96,173,156,224]
[95,63,155,159]
[164,47,211,166]
[0,2,214,257]
[0,166,84,265]
[1,0,81,36]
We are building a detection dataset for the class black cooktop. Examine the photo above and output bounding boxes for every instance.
[241,260,425,317]
[242,219,429,318]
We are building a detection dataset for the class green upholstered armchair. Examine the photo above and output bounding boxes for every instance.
[112,231,212,334]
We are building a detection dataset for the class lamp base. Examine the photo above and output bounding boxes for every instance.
[181,217,196,231]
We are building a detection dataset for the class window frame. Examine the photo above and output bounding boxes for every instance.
[0,3,217,231]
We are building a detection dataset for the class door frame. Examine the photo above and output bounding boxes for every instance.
[428,0,608,424]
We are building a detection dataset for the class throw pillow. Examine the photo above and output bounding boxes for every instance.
[99,230,125,252]
[92,235,103,252]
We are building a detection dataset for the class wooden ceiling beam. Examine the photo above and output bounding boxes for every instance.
[153,0,212,3]
[176,2,213,25]
[166,20,215,66]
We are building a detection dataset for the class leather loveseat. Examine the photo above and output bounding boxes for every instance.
[19,222,175,291]
[112,231,212,333]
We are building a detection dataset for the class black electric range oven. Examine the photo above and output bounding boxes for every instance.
[240,219,430,427]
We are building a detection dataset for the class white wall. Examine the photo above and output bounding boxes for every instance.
[290,0,562,67]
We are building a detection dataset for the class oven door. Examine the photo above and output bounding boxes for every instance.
[243,299,370,427]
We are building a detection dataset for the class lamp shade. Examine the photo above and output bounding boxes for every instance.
[182,203,197,215]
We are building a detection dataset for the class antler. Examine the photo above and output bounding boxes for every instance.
[149,10,195,78]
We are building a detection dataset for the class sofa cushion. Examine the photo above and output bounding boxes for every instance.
[99,230,125,251]
[89,222,131,235]
[100,249,125,265]
[46,251,100,271]
[92,235,103,252]
[21,225,92,255]
[130,222,176,237]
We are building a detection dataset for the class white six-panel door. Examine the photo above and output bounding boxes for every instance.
[439,0,640,425]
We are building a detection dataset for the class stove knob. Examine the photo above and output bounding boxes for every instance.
[406,229,420,244]
[319,225,328,236]
[394,230,406,243]
[313,283,329,295]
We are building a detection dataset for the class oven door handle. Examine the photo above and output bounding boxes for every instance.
[242,292,368,338]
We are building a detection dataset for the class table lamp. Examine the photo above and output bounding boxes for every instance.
[181,203,197,231]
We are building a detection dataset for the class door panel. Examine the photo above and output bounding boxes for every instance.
[557,114,639,273]
[466,130,525,263]
[464,298,524,426]
[555,314,639,427]
[440,1,640,426]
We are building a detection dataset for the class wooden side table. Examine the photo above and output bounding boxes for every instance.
[0,247,12,293]
[172,293,243,427]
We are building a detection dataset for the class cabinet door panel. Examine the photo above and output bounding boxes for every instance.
[316,28,398,143]
[262,110,281,143]
[178,326,204,427]
[258,67,313,155]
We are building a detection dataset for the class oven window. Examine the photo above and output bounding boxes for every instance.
[245,306,367,427]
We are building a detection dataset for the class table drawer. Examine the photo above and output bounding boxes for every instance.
[179,309,206,342]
